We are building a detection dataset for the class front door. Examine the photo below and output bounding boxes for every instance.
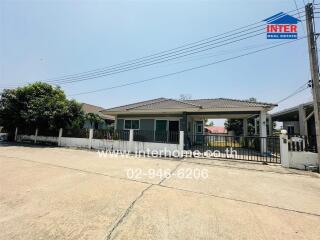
[169,121,179,143]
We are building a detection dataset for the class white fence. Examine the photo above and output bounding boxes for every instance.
[280,133,319,170]
[16,128,184,157]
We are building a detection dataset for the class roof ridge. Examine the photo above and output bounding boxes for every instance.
[186,98,277,106]
[103,97,166,111]
[81,102,104,110]
[125,98,169,110]
[219,98,277,106]
[126,98,201,110]
[169,98,202,108]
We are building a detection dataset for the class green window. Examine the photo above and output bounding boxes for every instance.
[124,120,140,129]
[155,120,167,142]
[156,120,167,132]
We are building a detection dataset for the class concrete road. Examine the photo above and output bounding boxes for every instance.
[0,145,319,240]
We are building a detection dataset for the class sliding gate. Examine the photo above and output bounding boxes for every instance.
[185,134,281,163]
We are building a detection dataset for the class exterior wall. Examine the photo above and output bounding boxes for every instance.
[17,135,58,144]
[16,130,184,158]
[288,151,318,170]
[91,139,180,156]
[60,137,89,148]
[116,115,182,131]
[117,119,124,130]
[283,121,300,134]
[280,133,319,170]
[91,138,130,150]
[132,141,181,156]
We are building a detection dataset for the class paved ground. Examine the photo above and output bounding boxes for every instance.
[0,144,319,240]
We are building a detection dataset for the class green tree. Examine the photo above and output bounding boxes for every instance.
[0,82,84,131]
[85,113,103,129]
[224,119,243,135]
[224,119,255,136]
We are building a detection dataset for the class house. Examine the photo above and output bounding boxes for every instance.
[271,102,315,136]
[204,126,227,134]
[81,103,114,129]
[271,101,317,152]
[101,97,276,145]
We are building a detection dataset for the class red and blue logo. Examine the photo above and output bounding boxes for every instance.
[264,12,300,39]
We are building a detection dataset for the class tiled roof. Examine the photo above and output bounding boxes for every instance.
[102,98,276,114]
[81,103,115,120]
[185,98,276,109]
[205,126,227,134]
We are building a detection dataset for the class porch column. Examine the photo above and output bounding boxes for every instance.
[268,115,273,136]
[298,105,307,136]
[260,111,267,154]
[243,118,248,136]
[181,112,188,149]
[114,116,118,130]
[254,118,258,135]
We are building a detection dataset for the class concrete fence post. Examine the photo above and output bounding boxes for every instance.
[34,128,38,144]
[179,131,184,158]
[58,128,63,146]
[89,129,93,149]
[280,130,289,168]
[129,129,134,153]
[14,127,18,141]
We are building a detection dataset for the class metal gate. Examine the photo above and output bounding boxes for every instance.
[185,134,281,163]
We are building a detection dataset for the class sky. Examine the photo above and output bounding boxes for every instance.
[0,0,318,126]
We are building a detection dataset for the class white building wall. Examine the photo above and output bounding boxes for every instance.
[60,137,89,148]
[283,121,300,134]
[17,131,183,158]
[288,151,318,170]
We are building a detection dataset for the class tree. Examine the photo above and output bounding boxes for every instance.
[206,120,214,126]
[85,113,103,129]
[224,118,255,136]
[224,98,258,135]
[179,94,192,100]
[224,119,243,135]
[0,82,84,131]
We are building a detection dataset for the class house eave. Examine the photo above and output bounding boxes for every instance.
[102,106,274,116]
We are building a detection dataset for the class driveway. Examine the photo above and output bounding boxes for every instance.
[0,144,319,239]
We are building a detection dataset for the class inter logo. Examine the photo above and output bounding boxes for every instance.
[264,12,301,39]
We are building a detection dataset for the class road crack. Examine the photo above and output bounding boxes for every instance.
[104,184,153,240]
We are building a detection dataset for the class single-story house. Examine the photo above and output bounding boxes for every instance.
[101,97,276,145]
[81,103,114,129]
[204,126,227,134]
[271,101,317,152]
[271,102,315,136]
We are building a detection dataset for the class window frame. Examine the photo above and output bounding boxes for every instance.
[287,125,295,135]
[124,119,140,130]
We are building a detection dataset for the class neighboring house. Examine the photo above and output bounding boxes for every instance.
[81,103,114,129]
[101,97,276,144]
[271,102,315,136]
[271,102,317,152]
[204,126,227,134]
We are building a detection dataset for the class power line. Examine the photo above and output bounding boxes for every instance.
[69,36,306,96]
[293,0,307,33]
[47,15,308,85]
[45,14,306,85]
[276,81,310,104]
[161,41,290,67]
[1,8,304,87]
[42,7,304,83]
[51,30,268,85]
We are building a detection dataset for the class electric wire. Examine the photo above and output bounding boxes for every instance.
[69,36,306,96]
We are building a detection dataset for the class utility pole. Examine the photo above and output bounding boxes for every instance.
[305,3,320,171]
